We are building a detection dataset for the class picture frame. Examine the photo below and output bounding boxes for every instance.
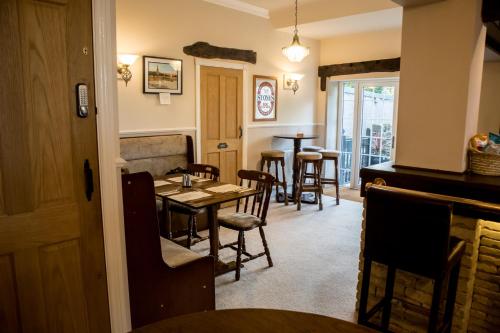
[253,75,278,121]
[143,56,183,94]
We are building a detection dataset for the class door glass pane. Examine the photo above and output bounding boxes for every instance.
[359,85,395,184]
[339,82,354,186]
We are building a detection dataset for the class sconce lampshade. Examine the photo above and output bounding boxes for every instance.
[117,54,138,66]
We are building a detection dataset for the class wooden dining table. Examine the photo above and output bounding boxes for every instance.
[155,174,260,275]
[132,309,377,333]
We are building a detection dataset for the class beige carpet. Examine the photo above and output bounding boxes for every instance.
[191,196,363,322]
[323,186,364,203]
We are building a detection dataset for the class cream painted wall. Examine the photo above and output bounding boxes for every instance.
[478,61,500,134]
[320,28,402,65]
[395,0,485,173]
[116,0,320,135]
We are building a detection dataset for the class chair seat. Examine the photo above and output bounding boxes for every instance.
[218,212,263,231]
[160,237,202,268]
[261,150,285,158]
[297,152,322,160]
[302,145,323,152]
[320,150,340,158]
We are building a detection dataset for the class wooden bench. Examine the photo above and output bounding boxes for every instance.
[122,172,215,329]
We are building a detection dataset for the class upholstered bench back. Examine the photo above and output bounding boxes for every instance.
[120,134,194,176]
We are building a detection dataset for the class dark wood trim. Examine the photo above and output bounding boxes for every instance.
[359,162,500,221]
[391,164,466,176]
[253,75,278,122]
[318,58,400,91]
[186,135,194,164]
[482,0,500,23]
[183,42,257,64]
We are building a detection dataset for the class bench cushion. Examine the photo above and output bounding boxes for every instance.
[160,237,202,268]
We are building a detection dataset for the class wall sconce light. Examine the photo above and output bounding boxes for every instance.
[283,73,304,94]
[117,54,138,86]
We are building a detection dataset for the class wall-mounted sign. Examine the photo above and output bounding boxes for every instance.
[253,75,277,121]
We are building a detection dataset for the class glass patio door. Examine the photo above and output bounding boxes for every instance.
[338,80,398,189]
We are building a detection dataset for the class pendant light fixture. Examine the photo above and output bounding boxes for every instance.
[282,0,310,62]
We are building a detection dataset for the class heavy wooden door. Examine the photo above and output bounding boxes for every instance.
[0,0,110,332]
[200,66,243,185]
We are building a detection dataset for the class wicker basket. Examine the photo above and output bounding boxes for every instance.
[468,141,500,176]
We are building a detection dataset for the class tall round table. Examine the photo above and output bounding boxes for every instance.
[132,309,377,333]
[274,134,319,202]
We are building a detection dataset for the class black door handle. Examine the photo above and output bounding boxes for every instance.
[84,159,94,201]
[239,126,243,139]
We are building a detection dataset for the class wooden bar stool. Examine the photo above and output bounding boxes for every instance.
[320,150,340,205]
[296,152,323,211]
[260,150,288,205]
[358,184,465,333]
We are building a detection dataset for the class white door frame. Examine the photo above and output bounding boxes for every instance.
[195,58,248,169]
[336,78,399,189]
[92,0,131,332]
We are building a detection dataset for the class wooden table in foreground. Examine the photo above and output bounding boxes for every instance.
[155,174,260,275]
[132,309,377,333]
[274,134,319,203]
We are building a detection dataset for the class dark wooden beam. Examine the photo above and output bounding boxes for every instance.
[318,58,400,91]
[183,42,256,64]
[391,0,445,8]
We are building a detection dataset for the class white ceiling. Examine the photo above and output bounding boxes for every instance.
[279,7,403,40]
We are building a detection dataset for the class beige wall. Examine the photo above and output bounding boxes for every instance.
[116,0,321,166]
[478,61,500,134]
[395,0,485,173]
[320,28,402,65]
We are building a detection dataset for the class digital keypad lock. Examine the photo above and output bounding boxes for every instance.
[76,83,89,118]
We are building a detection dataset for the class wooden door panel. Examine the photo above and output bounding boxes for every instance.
[0,255,19,333]
[0,0,35,215]
[224,76,238,139]
[223,150,238,185]
[40,240,89,333]
[0,0,110,331]
[206,74,220,141]
[206,152,221,169]
[24,1,75,206]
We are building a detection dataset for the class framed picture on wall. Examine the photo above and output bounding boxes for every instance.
[253,75,277,121]
[143,56,183,94]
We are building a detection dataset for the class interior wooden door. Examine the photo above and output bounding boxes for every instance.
[0,0,110,332]
[200,66,243,185]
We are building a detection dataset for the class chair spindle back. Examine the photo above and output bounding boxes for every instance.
[235,170,275,222]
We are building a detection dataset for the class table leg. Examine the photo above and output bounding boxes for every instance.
[162,197,172,239]
[207,205,219,259]
[291,138,301,200]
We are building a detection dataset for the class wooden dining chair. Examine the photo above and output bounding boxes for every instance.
[168,163,220,248]
[219,170,275,281]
